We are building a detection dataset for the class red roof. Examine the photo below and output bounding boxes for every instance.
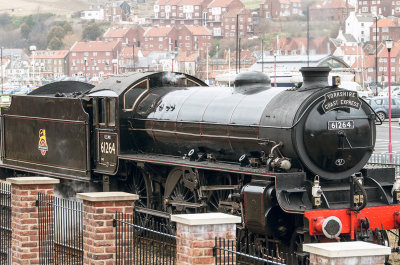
[179,0,200,5]
[378,41,400,57]
[168,0,181,5]
[185,25,211,36]
[155,0,169,5]
[103,28,131,38]
[144,27,174,37]
[30,50,69,59]
[71,41,120,52]
[372,18,399,28]
[208,0,234,8]
[310,0,354,10]
[177,52,198,62]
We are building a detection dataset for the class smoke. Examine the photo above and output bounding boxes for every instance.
[162,72,186,86]
[53,179,101,245]
[55,179,101,199]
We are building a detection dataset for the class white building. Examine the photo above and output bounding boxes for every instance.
[80,10,105,20]
[345,12,374,43]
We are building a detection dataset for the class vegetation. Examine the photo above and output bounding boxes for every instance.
[82,22,109,41]
[0,11,77,50]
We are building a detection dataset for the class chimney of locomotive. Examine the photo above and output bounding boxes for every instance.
[298,67,331,91]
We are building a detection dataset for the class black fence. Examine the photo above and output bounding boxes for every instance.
[0,182,11,265]
[114,212,177,265]
[37,193,83,265]
[214,236,309,265]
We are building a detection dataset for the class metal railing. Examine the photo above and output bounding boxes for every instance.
[114,212,177,265]
[0,182,11,265]
[37,193,83,265]
[368,153,400,175]
[214,234,309,265]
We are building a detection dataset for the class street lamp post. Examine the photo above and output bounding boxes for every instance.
[84,57,87,83]
[29,45,36,87]
[386,39,393,163]
[1,47,3,95]
[375,17,378,96]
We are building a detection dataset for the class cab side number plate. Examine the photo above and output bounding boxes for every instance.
[328,120,354,130]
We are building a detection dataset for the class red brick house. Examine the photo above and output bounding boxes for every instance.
[222,8,254,38]
[29,50,69,80]
[180,25,212,56]
[354,42,400,84]
[259,0,302,19]
[272,37,332,56]
[205,0,244,37]
[142,27,179,52]
[69,40,122,79]
[103,1,131,23]
[103,28,135,46]
[358,0,391,16]
[309,0,355,23]
[118,46,142,73]
[370,18,400,44]
[153,0,212,27]
[177,52,198,75]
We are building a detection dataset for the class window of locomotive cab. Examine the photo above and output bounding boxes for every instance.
[186,78,202,87]
[94,98,116,127]
[136,93,160,116]
[123,79,149,111]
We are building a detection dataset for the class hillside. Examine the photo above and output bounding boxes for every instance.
[0,0,88,16]
[242,0,262,9]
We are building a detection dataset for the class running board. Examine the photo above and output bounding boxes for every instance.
[134,206,171,219]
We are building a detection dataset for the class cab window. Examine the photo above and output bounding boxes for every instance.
[94,98,116,126]
[124,79,149,110]
[137,93,160,116]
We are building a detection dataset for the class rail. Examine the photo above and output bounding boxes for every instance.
[0,181,11,265]
[114,212,177,265]
[213,236,309,265]
[37,193,83,265]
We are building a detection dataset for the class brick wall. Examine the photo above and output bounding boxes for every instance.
[8,177,59,265]
[77,192,138,265]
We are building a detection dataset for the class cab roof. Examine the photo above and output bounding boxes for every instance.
[87,71,207,97]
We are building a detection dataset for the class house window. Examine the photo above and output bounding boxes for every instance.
[106,52,111,56]
[186,36,190,40]
[72,52,76,56]
[93,52,97,56]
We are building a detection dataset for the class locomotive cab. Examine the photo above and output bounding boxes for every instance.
[89,91,119,175]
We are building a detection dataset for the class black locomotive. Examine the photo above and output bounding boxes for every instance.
[0,67,398,254]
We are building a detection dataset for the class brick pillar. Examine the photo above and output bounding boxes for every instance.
[7,176,59,265]
[171,213,241,265]
[76,192,138,265]
[304,241,391,265]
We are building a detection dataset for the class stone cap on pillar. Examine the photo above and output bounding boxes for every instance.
[6,176,60,185]
[171,213,241,226]
[76,192,139,202]
[303,241,391,258]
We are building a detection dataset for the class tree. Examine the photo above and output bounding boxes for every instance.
[48,36,63,50]
[20,23,31,39]
[82,23,103,41]
[47,26,65,44]
[63,22,72,33]
[0,13,11,26]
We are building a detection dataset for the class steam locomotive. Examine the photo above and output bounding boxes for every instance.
[0,67,398,254]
